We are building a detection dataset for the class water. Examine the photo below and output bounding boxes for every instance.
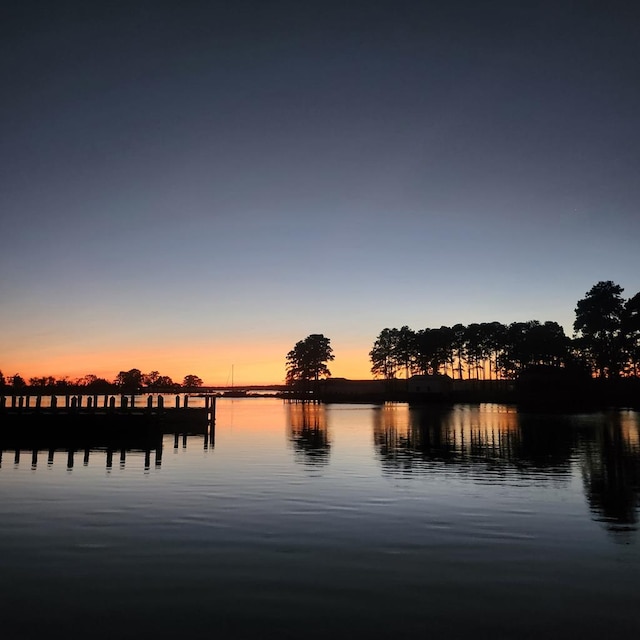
[1,400,639,639]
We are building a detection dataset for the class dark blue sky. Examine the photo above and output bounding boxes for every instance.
[1,0,639,383]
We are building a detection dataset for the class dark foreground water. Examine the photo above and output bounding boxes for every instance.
[1,400,639,639]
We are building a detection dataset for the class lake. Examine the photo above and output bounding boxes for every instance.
[1,399,639,639]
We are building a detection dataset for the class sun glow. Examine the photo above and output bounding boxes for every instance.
[1,339,374,386]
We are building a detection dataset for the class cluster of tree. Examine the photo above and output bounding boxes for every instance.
[369,281,640,380]
[369,322,574,380]
[0,369,204,392]
[574,281,639,378]
[282,281,639,385]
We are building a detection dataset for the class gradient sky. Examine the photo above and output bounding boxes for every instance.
[1,0,639,385]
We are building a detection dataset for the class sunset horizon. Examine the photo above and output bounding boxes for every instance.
[2,3,639,637]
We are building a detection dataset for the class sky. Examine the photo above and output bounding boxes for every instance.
[1,0,639,385]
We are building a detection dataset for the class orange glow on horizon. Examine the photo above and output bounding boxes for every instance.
[1,340,375,386]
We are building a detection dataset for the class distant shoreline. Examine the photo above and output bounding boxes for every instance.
[1,378,638,411]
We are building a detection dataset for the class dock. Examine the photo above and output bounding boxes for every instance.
[0,393,218,468]
[0,393,216,445]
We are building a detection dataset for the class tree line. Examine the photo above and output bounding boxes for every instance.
[284,281,640,384]
[0,368,204,393]
[369,281,639,380]
[4,281,638,390]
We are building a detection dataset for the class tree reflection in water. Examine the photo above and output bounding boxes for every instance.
[372,404,526,475]
[286,401,330,466]
[373,403,640,533]
[580,410,640,537]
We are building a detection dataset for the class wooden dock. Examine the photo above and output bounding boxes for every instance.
[0,394,217,466]
[0,393,216,435]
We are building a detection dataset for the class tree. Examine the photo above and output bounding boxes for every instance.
[574,281,626,377]
[155,375,177,389]
[413,327,452,376]
[78,374,112,392]
[29,376,57,388]
[286,334,334,386]
[183,374,203,388]
[142,371,161,387]
[0,370,5,387]
[498,320,571,378]
[479,321,507,380]
[370,328,401,379]
[140,371,177,389]
[114,369,143,392]
[465,323,486,380]
[622,291,640,376]
[54,377,71,389]
[369,326,416,379]
[11,374,26,388]
[450,323,468,380]
[527,321,571,366]
[395,326,416,379]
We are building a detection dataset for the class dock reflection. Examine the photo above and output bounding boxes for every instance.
[0,423,215,471]
[1,444,164,471]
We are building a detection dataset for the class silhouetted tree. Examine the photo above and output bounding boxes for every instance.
[79,374,112,392]
[528,321,571,366]
[54,377,71,389]
[481,321,507,380]
[436,325,456,377]
[11,374,26,388]
[465,323,487,379]
[376,317,575,382]
[395,326,416,379]
[139,371,177,389]
[0,370,4,387]
[183,374,203,388]
[622,292,640,376]
[450,323,467,380]
[29,375,57,388]
[370,326,416,379]
[114,368,143,392]
[413,328,437,375]
[413,327,452,376]
[498,321,570,378]
[156,375,177,389]
[574,281,626,378]
[142,371,161,387]
[370,328,401,379]
[286,334,334,386]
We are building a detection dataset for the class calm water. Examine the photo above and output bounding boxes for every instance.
[1,400,639,639]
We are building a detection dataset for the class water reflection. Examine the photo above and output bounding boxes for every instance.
[0,429,218,471]
[580,411,640,534]
[1,399,639,640]
[1,445,165,471]
[2,399,639,535]
[373,404,532,477]
[372,403,640,532]
[286,401,331,466]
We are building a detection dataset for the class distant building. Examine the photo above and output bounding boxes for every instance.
[318,378,389,399]
[314,376,452,401]
[407,374,453,397]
